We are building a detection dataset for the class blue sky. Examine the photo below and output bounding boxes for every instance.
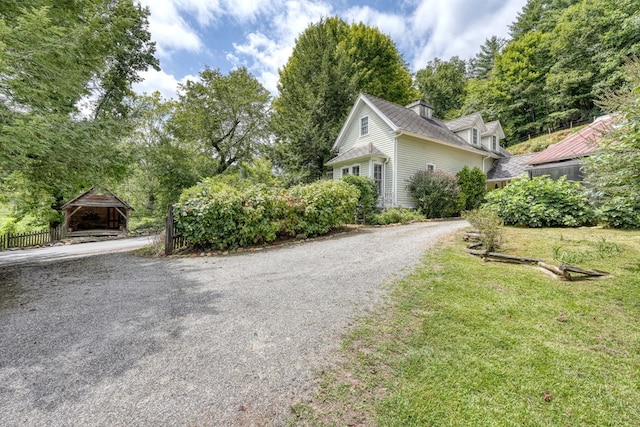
[135,0,528,99]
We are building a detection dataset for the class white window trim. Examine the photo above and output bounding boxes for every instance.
[341,167,350,177]
[373,162,384,198]
[360,116,369,137]
[427,163,436,173]
[492,135,498,151]
[472,128,478,145]
[350,164,360,176]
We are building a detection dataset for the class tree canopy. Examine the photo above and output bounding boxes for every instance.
[0,0,159,224]
[271,17,417,183]
[415,57,468,120]
[461,0,640,143]
[171,68,272,176]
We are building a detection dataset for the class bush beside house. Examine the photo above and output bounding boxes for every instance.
[484,176,596,227]
[174,179,359,249]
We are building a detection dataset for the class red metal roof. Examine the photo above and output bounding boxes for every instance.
[527,116,613,165]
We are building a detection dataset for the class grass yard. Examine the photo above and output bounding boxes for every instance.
[291,227,640,426]
[507,125,587,155]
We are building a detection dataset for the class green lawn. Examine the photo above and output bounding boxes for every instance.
[291,227,640,426]
[507,125,587,155]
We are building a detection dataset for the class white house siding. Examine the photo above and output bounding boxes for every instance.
[455,129,471,144]
[335,103,395,155]
[395,135,485,207]
[332,102,396,201]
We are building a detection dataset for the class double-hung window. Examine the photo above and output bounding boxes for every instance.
[351,165,360,176]
[360,116,369,136]
[492,135,497,151]
[427,163,436,173]
[472,128,478,145]
[373,163,383,195]
[342,167,350,177]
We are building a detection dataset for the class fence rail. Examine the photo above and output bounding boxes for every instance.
[165,205,188,255]
[0,224,67,250]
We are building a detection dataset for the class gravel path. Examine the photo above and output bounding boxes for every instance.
[0,221,466,426]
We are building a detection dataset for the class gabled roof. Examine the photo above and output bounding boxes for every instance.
[326,142,387,166]
[62,187,133,210]
[527,115,613,165]
[482,120,505,139]
[333,93,498,158]
[445,112,487,133]
[487,153,537,181]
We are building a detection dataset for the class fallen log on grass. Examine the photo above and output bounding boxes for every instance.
[466,248,543,264]
[539,262,611,280]
[463,231,483,242]
[538,261,569,279]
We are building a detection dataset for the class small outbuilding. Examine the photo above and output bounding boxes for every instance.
[62,188,133,236]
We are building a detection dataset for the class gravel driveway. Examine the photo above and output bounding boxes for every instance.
[0,221,466,426]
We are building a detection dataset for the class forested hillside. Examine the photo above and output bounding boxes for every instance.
[1,0,638,229]
[416,0,640,144]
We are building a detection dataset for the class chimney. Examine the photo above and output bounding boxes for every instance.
[406,100,434,119]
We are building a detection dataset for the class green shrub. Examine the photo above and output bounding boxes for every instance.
[407,170,463,218]
[371,208,424,225]
[456,166,487,210]
[174,179,359,249]
[463,207,503,251]
[484,176,596,227]
[289,180,359,236]
[341,175,379,221]
[596,195,640,229]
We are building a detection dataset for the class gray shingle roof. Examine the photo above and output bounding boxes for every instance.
[363,94,481,151]
[444,112,483,132]
[326,142,388,166]
[483,120,499,135]
[486,153,536,181]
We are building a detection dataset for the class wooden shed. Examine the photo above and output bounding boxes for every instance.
[62,188,133,236]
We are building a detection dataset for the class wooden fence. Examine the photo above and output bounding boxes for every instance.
[0,224,67,250]
[165,205,188,255]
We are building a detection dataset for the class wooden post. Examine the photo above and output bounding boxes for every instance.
[165,205,174,256]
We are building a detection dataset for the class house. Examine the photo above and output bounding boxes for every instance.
[525,115,613,181]
[486,153,538,189]
[326,93,507,207]
[62,188,133,236]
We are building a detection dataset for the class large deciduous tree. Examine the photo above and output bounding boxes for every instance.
[0,0,159,225]
[171,67,271,176]
[272,17,417,183]
[415,56,468,120]
[115,92,210,218]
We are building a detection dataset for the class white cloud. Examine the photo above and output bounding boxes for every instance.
[230,0,332,93]
[139,0,206,58]
[343,6,408,47]
[133,69,199,100]
[135,0,530,96]
[408,0,528,69]
[220,0,273,23]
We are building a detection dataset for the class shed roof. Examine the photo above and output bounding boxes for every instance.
[62,188,133,210]
[527,116,613,165]
[487,153,537,181]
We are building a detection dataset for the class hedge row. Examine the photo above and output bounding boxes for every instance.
[173,179,359,249]
[484,176,596,227]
